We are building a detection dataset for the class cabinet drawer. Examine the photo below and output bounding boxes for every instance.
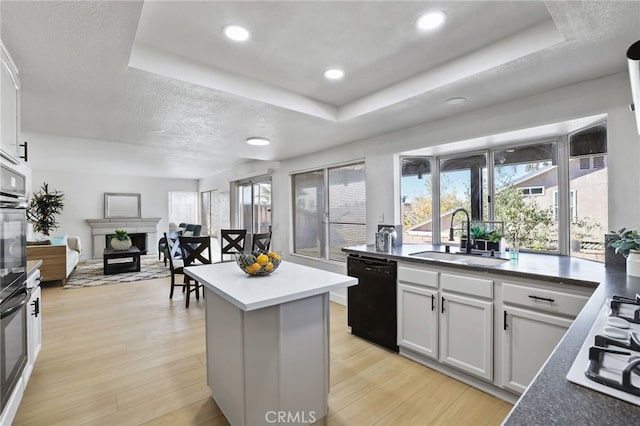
[440,273,492,299]
[502,282,588,317]
[398,265,438,289]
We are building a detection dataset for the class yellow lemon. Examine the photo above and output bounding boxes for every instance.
[265,262,274,272]
[256,254,269,266]
[268,252,281,261]
[246,263,262,274]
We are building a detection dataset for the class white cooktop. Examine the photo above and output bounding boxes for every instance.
[566,299,640,406]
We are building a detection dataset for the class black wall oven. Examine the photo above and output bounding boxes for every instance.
[0,161,28,413]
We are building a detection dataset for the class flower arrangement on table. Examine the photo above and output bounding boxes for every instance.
[236,251,282,276]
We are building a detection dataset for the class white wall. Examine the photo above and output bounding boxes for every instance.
[199,72,640,303]
[31,168,198,259]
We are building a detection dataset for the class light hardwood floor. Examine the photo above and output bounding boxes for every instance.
[13,276,511,426]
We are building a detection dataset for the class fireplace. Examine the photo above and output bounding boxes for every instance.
[86,217,161,259]
[105,233,147,254]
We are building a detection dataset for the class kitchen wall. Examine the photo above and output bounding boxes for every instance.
[30,167,198,260]
[199,71,640,303]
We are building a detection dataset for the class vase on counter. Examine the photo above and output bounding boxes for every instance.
[508,239,519,262]
[110,237,131,251]
[627,250,640,277]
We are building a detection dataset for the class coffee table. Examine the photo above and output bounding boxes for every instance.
[103,247,141,275]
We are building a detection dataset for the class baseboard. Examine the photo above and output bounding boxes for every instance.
[329,291,346,306]
[399,347,519,405]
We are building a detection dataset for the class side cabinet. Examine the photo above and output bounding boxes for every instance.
[397,264,439,359]
[439,272,494,381]
[498,280,588,394]
[439,292,493,381]
[500,306,571,394]
[397,283,438,359]
[1,40,22,162]
[24,276,42,384]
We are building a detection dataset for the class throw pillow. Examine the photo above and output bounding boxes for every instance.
[49,235,68,246]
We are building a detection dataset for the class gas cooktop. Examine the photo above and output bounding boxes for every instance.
[567,295,640,406]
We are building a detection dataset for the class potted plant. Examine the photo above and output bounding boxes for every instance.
[461,221,504,253]
[27,182,64,237]
[607,228,640,277]
[111,228,132,250]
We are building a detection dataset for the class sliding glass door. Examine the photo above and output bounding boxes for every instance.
[237,178,272,234]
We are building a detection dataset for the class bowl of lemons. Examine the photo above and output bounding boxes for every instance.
[236,251,282,276]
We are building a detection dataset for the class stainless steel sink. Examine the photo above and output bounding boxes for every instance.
[409,251,463,262]
[409,251,508,267]
[454,256,508,266]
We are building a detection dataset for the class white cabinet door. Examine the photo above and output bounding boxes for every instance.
[25,285,42,384]
[397,283,438,359]
[439,292,493,381]
[1,43,20,161]
[501,306,571,394]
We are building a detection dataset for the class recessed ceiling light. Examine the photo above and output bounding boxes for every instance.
[445,97,467,105]
[324,68,345,80]
[246,137,270,146]
[417,11,446,30]
[223,25,250,42]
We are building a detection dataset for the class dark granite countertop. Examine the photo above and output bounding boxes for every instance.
[343,244,604,288]
[342,244,640,424]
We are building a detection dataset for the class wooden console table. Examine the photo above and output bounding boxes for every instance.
[103,247,141,275]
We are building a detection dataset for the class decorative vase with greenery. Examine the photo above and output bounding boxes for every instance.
[27,182,65,237]
[111,228,132,250]
[607,228,640,277]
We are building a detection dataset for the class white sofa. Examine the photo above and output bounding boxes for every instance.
[27,236,82,285]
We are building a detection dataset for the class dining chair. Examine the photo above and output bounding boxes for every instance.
[179,236,212,308]
[164,232,186,303]
[159,229,182,265]
[220,229,247,262]
[252,231,272,252]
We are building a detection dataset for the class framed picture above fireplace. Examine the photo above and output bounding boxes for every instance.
[104,193,141,219]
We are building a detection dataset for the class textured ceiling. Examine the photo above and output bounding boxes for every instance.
[1,1,639,179]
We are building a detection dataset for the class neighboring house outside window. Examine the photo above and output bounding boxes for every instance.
[554,190,577,222]
[519,186,545,196]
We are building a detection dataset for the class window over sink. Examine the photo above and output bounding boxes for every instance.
[400,121,608,261]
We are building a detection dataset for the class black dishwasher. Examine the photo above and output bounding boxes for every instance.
[347,256,398,352]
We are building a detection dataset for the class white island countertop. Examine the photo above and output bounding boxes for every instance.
[184,261,357,311]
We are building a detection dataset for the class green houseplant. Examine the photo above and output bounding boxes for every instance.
[608,228,640,277]
[27,182,65,237]
[111,228,132,250]
[607,228,640,258]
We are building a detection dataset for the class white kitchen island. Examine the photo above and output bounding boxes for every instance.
[184,261,357,426]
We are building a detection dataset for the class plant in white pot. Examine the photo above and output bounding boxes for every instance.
[607,228,640,277]
[111,228,132,251]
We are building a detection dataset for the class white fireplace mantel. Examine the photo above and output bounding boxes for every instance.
[86,217,161,259]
